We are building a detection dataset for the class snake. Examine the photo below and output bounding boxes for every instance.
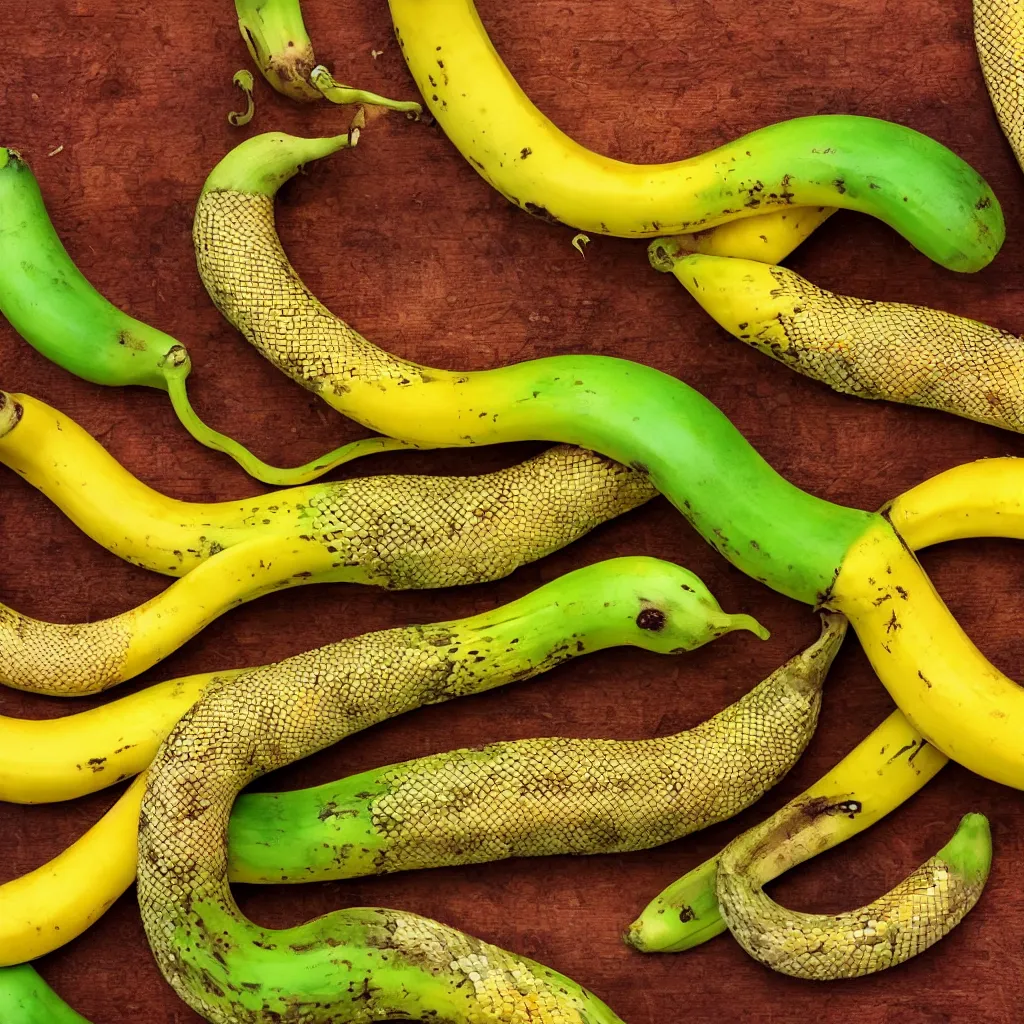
[0,390,656,694]
[132,556,782,1024]
[191,129,1024,793]
[715,802,991,979]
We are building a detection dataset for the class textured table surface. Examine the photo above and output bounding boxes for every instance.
[1,0,1023,1020]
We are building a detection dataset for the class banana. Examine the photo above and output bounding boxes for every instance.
[653,247,1024,433]
[0,776,147,965]
[235,0,421,112]
[0,966,88,1024]
[626,460,1017,954]
[386,0,1002,270]
[716,808,991,978]
[194,131,1024,789]
[0,145,427,484]
[626,710,949,953]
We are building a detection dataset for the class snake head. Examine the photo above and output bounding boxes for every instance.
[613,556,769,655]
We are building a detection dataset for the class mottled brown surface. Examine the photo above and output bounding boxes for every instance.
[1,0,1023,1020]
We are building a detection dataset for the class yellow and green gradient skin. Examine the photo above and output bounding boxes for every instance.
[134,557,762,1024]
[387,0,1003,270]
[196,132,1024,793]
[0,146,417,485]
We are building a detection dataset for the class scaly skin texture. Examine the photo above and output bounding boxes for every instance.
[3,606,831,968]
[136,558,762,1023]
[657,250,1024,433]
[227,613,841,882]
[0,392,654,578]
[386,0,1003,269]
[975,0,1024,168]
[626,461,1024,955]
[0,147,422,485]
[626,709,949,954]
[716,807,991,979]
[194,133,1024,791]
[0,429,653,696]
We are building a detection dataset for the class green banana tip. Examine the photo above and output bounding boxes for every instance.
[938,812,992,885]
[716,612,770,641]
[310,65,423,117]
[203,131,356,196]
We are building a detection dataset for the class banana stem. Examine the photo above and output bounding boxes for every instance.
[228,69,256,126]
[310,65,422,115]
[163,357,431,485]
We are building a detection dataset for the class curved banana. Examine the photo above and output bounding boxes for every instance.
[975,0,1024,169]
[0,966,88,1024]
[716,808,991,979]
[653,247,1024,433]
[3,606,841,968]
[385,0,1003,270]
[131,558,767,1023]
[0,391,653,580]
[0,145,429,484]
[625,709,949,953]
[235,0,421,112]
[195,131,1024,790]
[625,458,1015,955]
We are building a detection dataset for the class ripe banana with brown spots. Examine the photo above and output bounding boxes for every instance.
[649,247,1024,434]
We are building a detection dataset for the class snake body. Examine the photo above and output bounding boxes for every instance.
[657,252,1024,434]
[715,802,992,979]
[975,0,1024,168]
[0,392,655,695]
[135,557,771,1024]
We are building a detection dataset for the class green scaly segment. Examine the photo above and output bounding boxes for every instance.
[0,147,418,485]
[197,132,882,605]
[136,557,765,1023]
[0,966,89,1024]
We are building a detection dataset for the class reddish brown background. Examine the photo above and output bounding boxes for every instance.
[1,0,1023,1020]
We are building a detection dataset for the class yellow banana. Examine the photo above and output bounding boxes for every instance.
[386,0,1002,271]
[0,775,147,963]
[653,249,1024,433]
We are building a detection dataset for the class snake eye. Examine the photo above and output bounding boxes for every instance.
[636,608,666,631]
[837,800,862,816]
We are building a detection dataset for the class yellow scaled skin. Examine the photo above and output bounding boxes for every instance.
[716,804,991,978]
[661,252,1024,433]
[975,0,1024,169]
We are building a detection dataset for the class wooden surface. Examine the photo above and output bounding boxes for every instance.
[1,0,1023,1020]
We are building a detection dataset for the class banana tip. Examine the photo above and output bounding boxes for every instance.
[717,613,769,641]
[939,812,992,885]
[647,236,685,272]
[0,391,23,437]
